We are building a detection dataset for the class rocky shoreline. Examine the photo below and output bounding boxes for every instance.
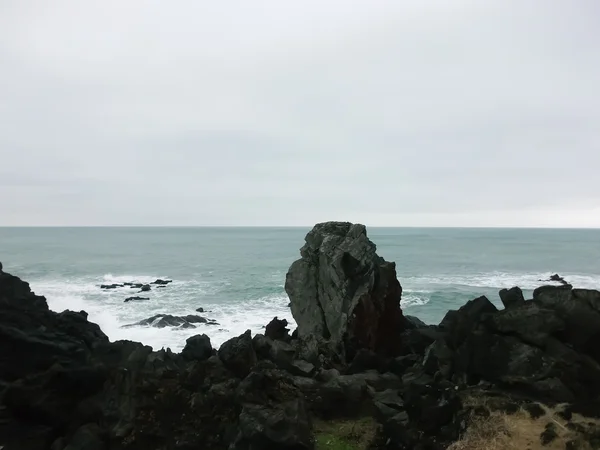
[1,223,599,449]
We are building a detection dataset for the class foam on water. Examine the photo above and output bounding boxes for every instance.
[401,272,600,291]
[31,274,295,352]
[30,270,600,352]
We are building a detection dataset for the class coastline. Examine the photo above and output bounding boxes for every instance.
[1,223,600,449]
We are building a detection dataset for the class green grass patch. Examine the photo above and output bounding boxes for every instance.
[314,417,378,450]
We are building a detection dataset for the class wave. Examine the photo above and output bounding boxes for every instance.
[400,272,600,291]
[30,275,294,352]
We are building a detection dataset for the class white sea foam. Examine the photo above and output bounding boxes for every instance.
[31,275,294,352]
[401,294,430,308]
[401,272,600,291]
[30,270,600,352]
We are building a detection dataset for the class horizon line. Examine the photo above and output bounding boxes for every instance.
[1,225,600,230]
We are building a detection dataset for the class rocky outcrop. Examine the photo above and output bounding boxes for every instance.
[285,222,409,360]
[123,314,219,328]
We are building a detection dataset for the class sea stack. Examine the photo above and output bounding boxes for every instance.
[285,222,409,360]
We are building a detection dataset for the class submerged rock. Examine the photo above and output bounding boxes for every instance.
[139,284,151,292]
[100,284,123,289]
[122,314,218,328]
[285,222,409,360]
[124,296,150,302]
[151,279,173,285]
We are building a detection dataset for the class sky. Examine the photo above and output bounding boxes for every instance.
[1,1,599,227]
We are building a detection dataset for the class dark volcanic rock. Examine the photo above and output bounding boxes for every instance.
[546,273,569,285]
[181,334,213,361]
[440,296,497,348]
[123,314,218,329]
[285,222,409,360]
[499,286,526,309]
[218,330,257,378]
[124,296,150,302]
[139,284,151,292]
[265,317,290,341]
[100,284,123,289]
[151,279,173,285]
[232,399,313,450]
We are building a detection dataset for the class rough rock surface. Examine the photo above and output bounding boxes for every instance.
[285,222,409,360]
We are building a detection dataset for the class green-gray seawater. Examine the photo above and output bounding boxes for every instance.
[1,227,599,350]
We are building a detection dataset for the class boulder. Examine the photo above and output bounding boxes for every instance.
[232,399,313,449]
[139,284,151,292]
[439,296,497,348]
[533,286,600,362]
[218,330,257,378]
[265,317,290,341]
[498,286,525,309]
[285,222,409,360]
[181,334,213,361]
[123,296,149,302]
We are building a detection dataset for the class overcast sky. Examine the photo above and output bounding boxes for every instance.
[1,1,599,227]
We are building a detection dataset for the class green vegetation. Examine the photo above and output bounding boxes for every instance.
[314,417,378,450]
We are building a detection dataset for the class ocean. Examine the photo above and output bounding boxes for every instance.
[1,227,599,351]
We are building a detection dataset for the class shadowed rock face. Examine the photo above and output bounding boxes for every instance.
[285,222,409,359]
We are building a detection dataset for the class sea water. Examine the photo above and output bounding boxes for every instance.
[1,227,599,351]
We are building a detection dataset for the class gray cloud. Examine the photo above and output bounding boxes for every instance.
[1,0,599,226]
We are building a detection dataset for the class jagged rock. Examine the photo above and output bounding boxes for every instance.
[288,360,316,378]
[124,296,149,302]
[483,302,565,347]
[100,284,122,289]
[232,399,313,450]
[122,314,218,328]
[181,334,213,361]
[405,315,427,328]
[218,330,257,378]
[151,279,172,285]
[422,339,453,377]
[533,286,600,363]
[546,273,569,285]
[440,296,498,348]
[285,222,409,360]
[499,286,526,309]
[265,317,290,341]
